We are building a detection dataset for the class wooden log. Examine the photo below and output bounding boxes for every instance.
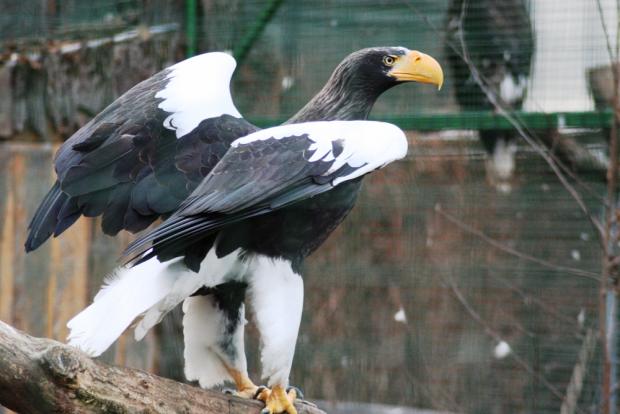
[0,320,324,414]
[0,24,182,143]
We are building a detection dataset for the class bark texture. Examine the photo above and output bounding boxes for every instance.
[0,320,324,414]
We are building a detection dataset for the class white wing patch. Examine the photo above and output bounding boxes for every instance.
[231,120,408,185]
[499,74,528,105]
[156,52,242,138]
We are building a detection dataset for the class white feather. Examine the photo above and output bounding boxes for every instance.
[247,256,303,387]
[491,138,516,180]
[134,248,247,340]
[499,74,527,105]
[133,260,199,341]
[183,295,248,388]
[67,257,185,356]
[231,120,408,186]
[67,248,248,357]
[156,52,242,138]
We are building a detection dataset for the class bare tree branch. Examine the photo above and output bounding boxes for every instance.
[0,320,323,414]
[593,0,620,412]
[442,276,588,414]
[404,0,606,240]
[434,204,601,281]
[594,0,617,77]
[453,0,605,241]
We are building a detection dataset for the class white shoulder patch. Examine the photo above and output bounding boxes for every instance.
[232,120,408,185]
[499,74,528,105]
[156,52,242,138]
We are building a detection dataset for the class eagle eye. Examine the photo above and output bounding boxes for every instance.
[383,55,396,66]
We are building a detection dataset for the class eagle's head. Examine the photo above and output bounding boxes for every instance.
[289,46,443,122]
[335,46,444,93]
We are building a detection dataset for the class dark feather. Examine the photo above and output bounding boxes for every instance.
[101,183,133,235]
[54,198,80,237]
[24,181,67,252]
[27,69,258,252]
[72,122,119,152]
[122,133,370,265]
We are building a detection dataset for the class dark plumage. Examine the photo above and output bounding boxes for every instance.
[26,47,440,268]
[288,48,407,122]
[26,47,442,414]
[445,0,534,181]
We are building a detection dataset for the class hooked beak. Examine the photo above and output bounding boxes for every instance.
[388,50,444,90]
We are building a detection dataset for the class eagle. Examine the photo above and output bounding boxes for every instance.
[25,47,443,414]
[445,0,534,186]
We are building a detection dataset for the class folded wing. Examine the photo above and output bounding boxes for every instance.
[26,52,258,251]
[123,120,408,264]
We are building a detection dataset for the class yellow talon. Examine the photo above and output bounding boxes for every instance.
[226,367,260,399]
[257,385,298,414]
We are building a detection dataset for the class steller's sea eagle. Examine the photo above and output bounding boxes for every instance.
[25,47,443,414]
[445,0,534,187]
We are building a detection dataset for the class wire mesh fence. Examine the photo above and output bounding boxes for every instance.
[0,1,618,413]
[1,1,618,131]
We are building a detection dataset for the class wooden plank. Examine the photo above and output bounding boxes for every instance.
[46,217,91,341]
[0,146,15,322]
[12,148,52,336]
[0,166,14,322]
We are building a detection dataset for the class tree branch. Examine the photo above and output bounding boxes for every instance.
[0,320,324,414]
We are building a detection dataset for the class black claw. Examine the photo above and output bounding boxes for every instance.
[222,387,235,395]
[260,409,271,414]
[253,385,268,399]
[287,385,304,399]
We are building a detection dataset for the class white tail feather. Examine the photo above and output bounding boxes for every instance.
[133,248,247,340]
[67,257,188,356]
[134,267,205,340]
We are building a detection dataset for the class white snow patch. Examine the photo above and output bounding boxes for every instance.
[394,307,408,324]
[578,308,586,328]
[494,341,512,359]
[281,76,295,91]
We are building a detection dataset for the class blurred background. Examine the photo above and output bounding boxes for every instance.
[0,1,618,413]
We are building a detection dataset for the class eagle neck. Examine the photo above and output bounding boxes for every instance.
[286,70,384,123]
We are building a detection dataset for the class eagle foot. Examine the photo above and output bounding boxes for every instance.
[223,385,263,399]
[223,368,262,399]
[257,385,298,414]
[286,385,304,400]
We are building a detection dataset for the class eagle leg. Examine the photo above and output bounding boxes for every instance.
[183,281,252,390]
[257,385,298,414]
[224,367,261,398]
[246,256,305,414]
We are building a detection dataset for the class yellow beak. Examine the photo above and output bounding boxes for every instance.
[388,50,444,90]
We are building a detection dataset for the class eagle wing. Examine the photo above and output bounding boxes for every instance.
[123,120,408,264]
[445,0,533,109]
[25,52,258,251]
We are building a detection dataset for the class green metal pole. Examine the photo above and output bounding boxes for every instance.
[186,0,197,57]
[233,0,285,66]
